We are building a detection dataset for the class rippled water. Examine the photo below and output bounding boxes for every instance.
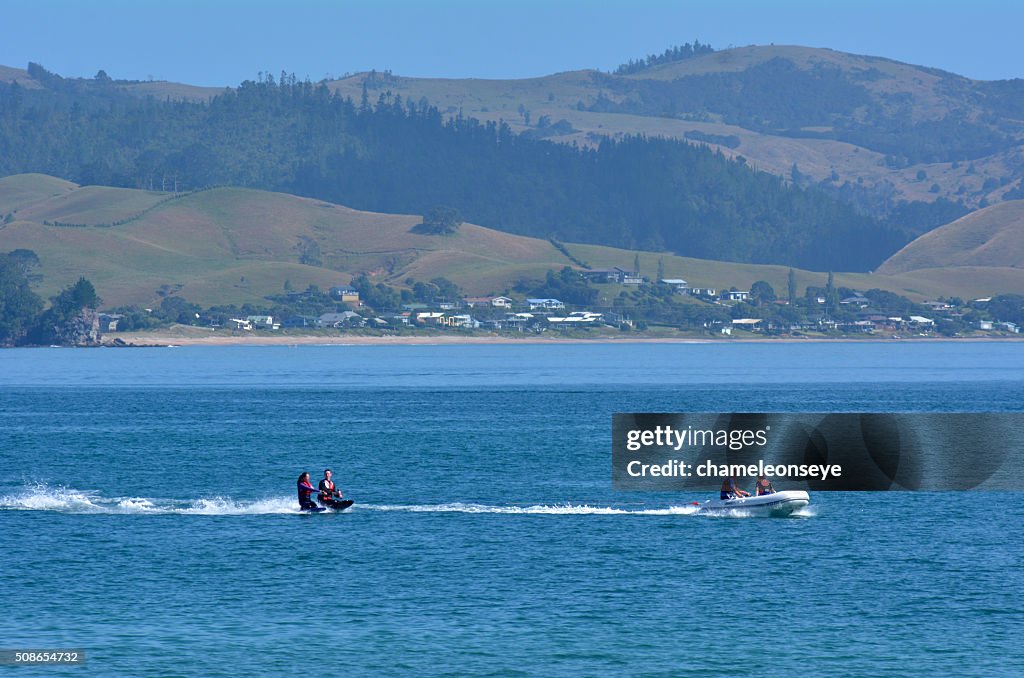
[1,343,1022,676]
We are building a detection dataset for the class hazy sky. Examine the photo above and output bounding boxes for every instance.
[2,1,1021,85]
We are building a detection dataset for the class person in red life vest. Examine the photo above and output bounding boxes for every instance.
[318,469,345,509]
[297,472,318,511]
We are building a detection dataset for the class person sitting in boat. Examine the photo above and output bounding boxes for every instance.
[317,468,345,509]
[720,476,750,500]
[755,474,776,496]
[297,472,318,511]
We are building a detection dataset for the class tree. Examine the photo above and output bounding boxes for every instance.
[787,268,797,303]
[414,206,463,235]
[656,258,665,281]
[6,249,42,285]
[750,280,776,304]
[633,253,641,276]
[0,255,44,346]
[28,277,101,345]
[825,272,839,317]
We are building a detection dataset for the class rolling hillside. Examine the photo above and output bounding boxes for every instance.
[325,45,1024,211]
[878,200,1024,274]
[5,43,1022,217]
[2,174,1021,308]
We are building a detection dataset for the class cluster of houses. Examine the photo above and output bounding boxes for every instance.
[219,295,620,333]
[95,273,1020,337]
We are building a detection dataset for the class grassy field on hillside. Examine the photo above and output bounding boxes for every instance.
[1,173,1021,308]
[879,200,1024,274]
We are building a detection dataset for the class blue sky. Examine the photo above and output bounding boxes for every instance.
[2,1,1021,85]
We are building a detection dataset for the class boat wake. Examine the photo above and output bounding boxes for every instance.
[1,484,813,518]
[0,483,301,515]
[362,502,702,516]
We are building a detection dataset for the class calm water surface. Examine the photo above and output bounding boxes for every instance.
[1,343,1022,676]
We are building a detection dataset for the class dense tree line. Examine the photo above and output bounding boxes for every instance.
[613,41,715,75]
[590,57,1023,163]
[2,67,927,270]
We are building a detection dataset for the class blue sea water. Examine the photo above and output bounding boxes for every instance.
[1,342,1023,676]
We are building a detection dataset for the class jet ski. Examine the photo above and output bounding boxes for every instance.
[300,499,354,513]
[320,499,354,511]
[698,490,809,517]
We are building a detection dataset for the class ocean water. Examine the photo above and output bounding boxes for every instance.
[1,342,1023,676]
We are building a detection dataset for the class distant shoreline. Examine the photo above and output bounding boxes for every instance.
[99,330,1024,347]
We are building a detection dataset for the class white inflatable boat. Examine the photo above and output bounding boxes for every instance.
[698,490,810,517]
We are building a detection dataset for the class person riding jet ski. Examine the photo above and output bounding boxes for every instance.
[297,472,319,511]
[317,468,348,509]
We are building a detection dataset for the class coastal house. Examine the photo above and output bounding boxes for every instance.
[503,313,535,330]
[317,312,364,328]
[527,298,565,311]
[247,315,279,330]
[443,314,480,329]
[721,290,750,302]
[974,320,994,331]
[689,286,717,299]
[840,295,870,308]
[416,312,446,325]
[329,286,360,304]
[228,318,253,331]
[464,296,513,308]
[731,318,763,331]
[581,268,625,284]
[382,313,412,326]
[615,267,644,285]
[659,278,689,293]
[999,322,1020,333]
[908,315,935,328]
[545,311,603,328]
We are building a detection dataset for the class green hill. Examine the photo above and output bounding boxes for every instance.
[2,174,1021,308]
[326,45,1024,212]
[878,200,1024,274]
[6,44,1023,218]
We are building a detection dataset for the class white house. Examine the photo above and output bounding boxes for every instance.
[689,287,717,298]
[416,312,446,325]
[464,296,513,308]
[247,315,279,330]
[721,290,750,302]
[444,314,480,329]
[527,298,565,311]
[660,278,689,293]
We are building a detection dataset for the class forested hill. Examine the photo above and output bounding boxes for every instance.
[2,65,910,270]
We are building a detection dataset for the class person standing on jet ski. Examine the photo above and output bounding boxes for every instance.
[317,468,345,509]
[755,474,776,496]
[720,476,750,500]
[297,472,318,511]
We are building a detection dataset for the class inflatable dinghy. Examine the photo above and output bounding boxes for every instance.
[698,490,809,517]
